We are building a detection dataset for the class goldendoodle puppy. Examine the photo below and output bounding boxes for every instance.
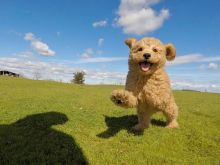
[111,37,179,131]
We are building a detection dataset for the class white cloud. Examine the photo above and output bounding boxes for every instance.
[208,63,218,70]
[0,53,73,81]
[171,80,220,93]
[78,45,126,64]
[24,32,55,56]
[98,38,104,47]
[0,52,127,84]
[80,48,94,59]
[16,51,34,58]
[24,32,35,40]
[200,56,220,62]
[168,54,220,66]
[115,0,169,35]
[168,54,202,65]
[85,70,126,84]
[200,62,219,70]
[75,57,127,64]
[92,20,107,27]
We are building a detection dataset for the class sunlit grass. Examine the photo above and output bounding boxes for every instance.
[0,77,219,164]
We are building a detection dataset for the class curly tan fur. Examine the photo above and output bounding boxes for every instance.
[111,37,179,131]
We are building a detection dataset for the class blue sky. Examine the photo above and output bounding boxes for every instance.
[0,0,220,92]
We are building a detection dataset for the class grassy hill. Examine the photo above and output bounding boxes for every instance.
[0,77,219,164]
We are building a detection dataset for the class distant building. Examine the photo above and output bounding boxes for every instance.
[0,70,20,77]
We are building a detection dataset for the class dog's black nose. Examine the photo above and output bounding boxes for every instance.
[143,53,151,60]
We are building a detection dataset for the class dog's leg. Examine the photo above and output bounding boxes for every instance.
[132,105,154,131]
[163,102,179,128]
[111,89,137,108]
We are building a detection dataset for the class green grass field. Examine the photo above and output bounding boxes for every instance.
[0,77,219,164]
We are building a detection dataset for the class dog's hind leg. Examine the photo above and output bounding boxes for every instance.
[132,105,154,131]
[163,102,179,128]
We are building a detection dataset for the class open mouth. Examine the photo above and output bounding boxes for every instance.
[139,61,153,72]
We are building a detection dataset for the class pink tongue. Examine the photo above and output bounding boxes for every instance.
[140,62,151,72]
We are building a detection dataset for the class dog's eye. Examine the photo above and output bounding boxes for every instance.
[137,48,143,52]
[152,48,158,53]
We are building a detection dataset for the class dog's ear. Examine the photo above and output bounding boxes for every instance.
[125,38,137,49]
[165,44,176,61]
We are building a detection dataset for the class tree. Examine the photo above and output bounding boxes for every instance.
[72,71,85,84]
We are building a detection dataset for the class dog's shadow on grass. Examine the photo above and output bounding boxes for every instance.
[0,112,88,164]
[97,115,166,138]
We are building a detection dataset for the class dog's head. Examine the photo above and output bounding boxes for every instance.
[125,37,176,75]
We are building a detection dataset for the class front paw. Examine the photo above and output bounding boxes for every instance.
[111,96,123,104]
[111,90,127,106]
